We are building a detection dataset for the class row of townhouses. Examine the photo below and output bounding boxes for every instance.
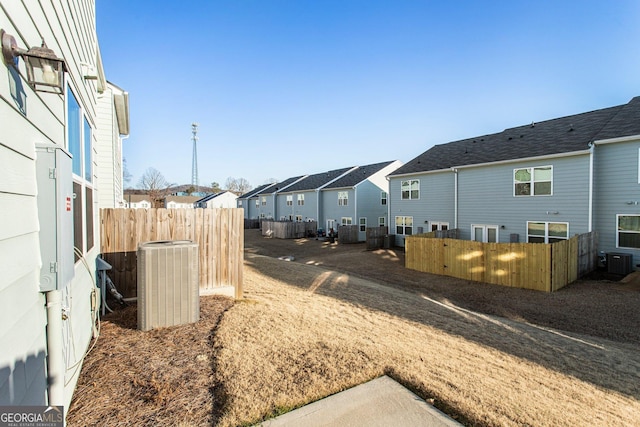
[241,97,640,269]
[238,161,403,241]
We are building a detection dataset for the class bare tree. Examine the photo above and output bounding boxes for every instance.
[138,167,173,207]
[225,177,252,195]
[122,158,133,188]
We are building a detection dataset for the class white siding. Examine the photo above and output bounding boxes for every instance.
[0,0,105,412]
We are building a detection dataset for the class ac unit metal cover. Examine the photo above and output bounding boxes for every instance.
[137,240,199,331]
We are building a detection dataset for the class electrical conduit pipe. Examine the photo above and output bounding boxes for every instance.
[45,290,64,406]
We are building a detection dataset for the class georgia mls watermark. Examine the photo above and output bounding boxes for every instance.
[0,406,63,427]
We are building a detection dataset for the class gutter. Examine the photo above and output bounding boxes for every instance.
[588,142,595,231]
[452,168,458,229]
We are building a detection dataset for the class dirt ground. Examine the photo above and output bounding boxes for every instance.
[66,230,640,426]
[245,229,640,344]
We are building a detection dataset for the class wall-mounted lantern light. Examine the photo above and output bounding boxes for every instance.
[1,29,66,94]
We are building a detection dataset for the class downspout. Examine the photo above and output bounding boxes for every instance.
[316,189,320,224]
[45,290,64,406]
[452,168,458,229]
[588,142,594,231]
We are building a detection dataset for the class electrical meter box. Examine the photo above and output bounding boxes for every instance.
[36,143,74,292]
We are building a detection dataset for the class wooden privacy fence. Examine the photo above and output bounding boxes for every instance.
[100,208,244,299]
[261,220,317,239]
[405,231,597,292]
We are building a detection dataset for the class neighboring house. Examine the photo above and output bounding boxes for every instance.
[275,166,357,223]
[123,194,152,209]
[387,97,640,269]
[95,81,129,208]
[321,161,402,240]
[164,195,200,209]
[237,182,277,219]
[195,191,238,209]
[0,0,121,414]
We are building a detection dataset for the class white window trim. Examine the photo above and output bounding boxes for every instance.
[471,224,498,243]
[379,217,386,227]
[401,179,420,200]
[395,216,413,235]
[338,191,349,206]
[526,221,569,243]
[514,166,553,197]
[381,191,387,205]
[617,214,640,248]
[286,195,293,206]
[297,194,304,205]
[359,217,367,232]
[341,217,352,225]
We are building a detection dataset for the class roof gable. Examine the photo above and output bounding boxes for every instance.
[391,97,640,175]
[324,161,396,189]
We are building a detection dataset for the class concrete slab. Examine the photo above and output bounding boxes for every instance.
[256,376,462,427]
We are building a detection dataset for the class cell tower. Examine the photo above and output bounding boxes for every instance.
[191,122,199,191]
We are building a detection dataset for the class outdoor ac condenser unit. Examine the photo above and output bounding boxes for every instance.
[137,240,199,331]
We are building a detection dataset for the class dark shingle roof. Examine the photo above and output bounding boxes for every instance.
[265,176,305,193]
[283,166,355,192]
[390,96,640,176]
[324,161,396,189]
[239,182,277,199]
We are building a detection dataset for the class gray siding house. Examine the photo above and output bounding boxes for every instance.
[237,182,277,219]
[389,96,640,268]
[275,167,356,223]
[1,0,124,415]
[321,161,402,240]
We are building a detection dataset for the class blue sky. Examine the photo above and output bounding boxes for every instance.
[97,1,640,190]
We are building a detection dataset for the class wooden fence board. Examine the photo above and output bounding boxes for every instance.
[100,208,243,299]
[405,232,597,292]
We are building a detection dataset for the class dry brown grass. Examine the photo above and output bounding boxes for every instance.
[68,231,640,426]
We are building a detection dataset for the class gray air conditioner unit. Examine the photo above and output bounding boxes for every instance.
[607,252,633,276]
[137,240,199,331]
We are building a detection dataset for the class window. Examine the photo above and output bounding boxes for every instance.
[238,200,243,207]
[297,194,304,205]
[359,217,366,232]
[401,180,419,200]
[341,217,352,225]
[381,191,387,205]
[514,166,552,196]
[431,222,449,232]
[618,215,640,248]
[472,225,497,243]
[379,217,386,227]
[261,196,267,206]
[67,87,94,261]
[255,199,259,208]
[395,216,413,235]
[338,191,348,206]
[286,195,293,206]
[527,221,568,243]
[296,215,303,222]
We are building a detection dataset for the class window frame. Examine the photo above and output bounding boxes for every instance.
[341,217,352,226]
[514,166,553,197]
[379,217,386,227]
[526,221,569,243]
[297,194,304,206]
[381,191,387,205]
[359,217,366,232]
[338,191,349,206]
[401,179,420,200]
[471,224,498,243]
[67,86,95,262]
[286,195,293,206]
[395,216,413,235]
[617,214,640,249]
